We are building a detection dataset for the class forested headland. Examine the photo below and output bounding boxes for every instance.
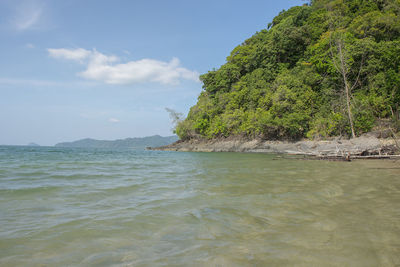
[175,0,400,141]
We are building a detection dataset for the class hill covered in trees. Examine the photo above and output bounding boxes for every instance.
[55,135,178,149]
[175,0,400,141]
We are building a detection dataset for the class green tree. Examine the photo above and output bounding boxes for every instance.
[175,0,400,141]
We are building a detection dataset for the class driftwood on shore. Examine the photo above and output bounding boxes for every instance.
[312,154,400,161]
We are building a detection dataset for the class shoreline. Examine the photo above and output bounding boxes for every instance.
[149,135,400,159]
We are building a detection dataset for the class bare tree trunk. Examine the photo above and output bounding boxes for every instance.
[389,127,400,152]
[337,40,356,138]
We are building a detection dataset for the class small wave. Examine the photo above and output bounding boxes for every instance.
[9,170,50,178]
[0,185,62,196]
[100,183,143,194]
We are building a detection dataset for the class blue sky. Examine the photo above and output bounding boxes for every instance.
[0,0,305,146]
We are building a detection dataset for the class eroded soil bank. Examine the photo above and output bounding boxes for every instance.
[151,135,399,158]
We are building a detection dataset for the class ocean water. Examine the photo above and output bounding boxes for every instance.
[0,146,399,266]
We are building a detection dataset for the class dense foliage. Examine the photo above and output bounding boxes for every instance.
[176,0,400,140]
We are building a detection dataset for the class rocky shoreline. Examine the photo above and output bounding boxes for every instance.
[150,135,400,159]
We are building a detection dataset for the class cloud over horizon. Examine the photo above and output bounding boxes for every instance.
[12,0,43,31]
[109,118,120,123]
[48,48,200,85]
[48,48,91,62]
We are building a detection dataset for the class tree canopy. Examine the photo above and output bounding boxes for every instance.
[176,0,400,140]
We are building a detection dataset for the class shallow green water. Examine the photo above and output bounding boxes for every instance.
[0,146,399,266]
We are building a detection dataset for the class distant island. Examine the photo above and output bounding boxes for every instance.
[55,135,178,149]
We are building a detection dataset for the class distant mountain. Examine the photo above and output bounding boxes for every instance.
[27,143,40,146]
[55,135,179,149]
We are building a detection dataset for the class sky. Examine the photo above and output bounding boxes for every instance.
[0,0,305,146]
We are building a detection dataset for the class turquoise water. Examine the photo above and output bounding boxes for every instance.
[0,146,399,266]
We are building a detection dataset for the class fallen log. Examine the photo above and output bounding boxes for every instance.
[313,154,400,161]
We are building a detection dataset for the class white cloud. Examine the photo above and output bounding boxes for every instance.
[25,43,35,49]
[12,1,43,31]
[48,48,200,85]
[109,118,120,123]
[48,48,91,62]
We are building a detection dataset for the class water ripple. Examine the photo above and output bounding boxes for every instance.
[0,146,399,266]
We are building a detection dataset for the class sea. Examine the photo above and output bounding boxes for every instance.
[0,145,399,266]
